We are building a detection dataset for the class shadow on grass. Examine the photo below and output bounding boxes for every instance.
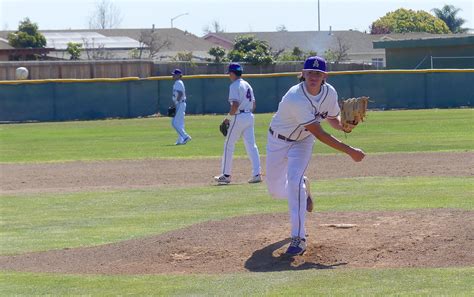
[244,238,347,272]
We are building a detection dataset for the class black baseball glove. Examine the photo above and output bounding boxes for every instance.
[167,105,176,117]
[219,120,230,136]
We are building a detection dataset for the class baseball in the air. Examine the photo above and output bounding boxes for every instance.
[15,67,29,80]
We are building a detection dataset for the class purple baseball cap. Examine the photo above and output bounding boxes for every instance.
[303,56,327,73]
[227,62,243,73]
[171,69,183,75]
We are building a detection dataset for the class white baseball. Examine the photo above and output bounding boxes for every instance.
[15,67,29,80]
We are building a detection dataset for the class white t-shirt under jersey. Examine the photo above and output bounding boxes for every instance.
[229,78,255,112]
[270,82,340,141]
[173,80,186,104]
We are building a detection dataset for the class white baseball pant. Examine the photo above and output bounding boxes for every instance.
[221,113,261,176]
[171,101,189,143]
[266,132,314,239]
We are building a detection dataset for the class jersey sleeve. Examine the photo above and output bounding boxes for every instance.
[229,82,240,103]
[173,81,185,103]
[248,85,255,102]
[175,81,185,93]
[326,89,340,118]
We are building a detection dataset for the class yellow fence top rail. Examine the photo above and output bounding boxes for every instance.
[1,69,473,84]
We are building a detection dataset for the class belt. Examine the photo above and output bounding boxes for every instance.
[239,109,251,113]
[269,127,295,142]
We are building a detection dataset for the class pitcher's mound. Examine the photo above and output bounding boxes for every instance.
[1,209,472,274]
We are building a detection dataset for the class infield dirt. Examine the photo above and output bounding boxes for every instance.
[1,152,473,274]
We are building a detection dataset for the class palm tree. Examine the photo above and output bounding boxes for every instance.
[432,5,468,33]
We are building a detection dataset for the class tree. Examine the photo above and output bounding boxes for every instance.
[370,8,450,34]
[208,46,226,63]
[66,42,82,60]
[138,29,172,59]
[89,0,123,29]
[227,35,274,65]
[324,37,350,64]
[7,18,46,48]
[276,47,307,61]
[276,25,287,32]
[81,38,114,60]
[203,20,225,35]
[432,5,468,33]
[129,48,140,59]
[174,51,194,61]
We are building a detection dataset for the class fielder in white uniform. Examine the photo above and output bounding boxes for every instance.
[266,56,366,256]
[214,63,262,184]
[171,69,191,145]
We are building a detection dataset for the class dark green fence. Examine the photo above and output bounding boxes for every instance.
[1,70,472,122]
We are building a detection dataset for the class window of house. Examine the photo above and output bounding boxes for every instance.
[372,58,384,69]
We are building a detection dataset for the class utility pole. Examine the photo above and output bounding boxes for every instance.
[318,0,320,31]
[170,12,189,28]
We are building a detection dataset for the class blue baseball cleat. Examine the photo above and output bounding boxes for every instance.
[285,236,307,256]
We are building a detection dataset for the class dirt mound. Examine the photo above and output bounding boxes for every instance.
[1,152,472,274]
[1,209,472,275]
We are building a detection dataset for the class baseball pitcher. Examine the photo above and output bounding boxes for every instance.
[265,56,365,256]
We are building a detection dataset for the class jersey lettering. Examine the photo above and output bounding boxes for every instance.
[315,111,328,119]
[246,88,252,101]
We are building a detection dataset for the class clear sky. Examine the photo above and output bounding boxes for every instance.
[0,0,472,36]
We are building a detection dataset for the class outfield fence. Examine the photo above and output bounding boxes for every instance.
[0,60,376,80]
[0,69,472,122]
[0,60,153,80]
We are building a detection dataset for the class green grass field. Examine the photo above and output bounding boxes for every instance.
[1,109,473,296]
[1,177,472,255]
[0,109,472,163]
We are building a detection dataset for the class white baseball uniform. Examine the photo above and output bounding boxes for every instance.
[171,79,190,144]
[220,78,261,177]
[266,81,340,239]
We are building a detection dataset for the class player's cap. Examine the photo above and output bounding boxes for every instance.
[227,62,243,74]
[303,56,327,73]
[171,69,183,75]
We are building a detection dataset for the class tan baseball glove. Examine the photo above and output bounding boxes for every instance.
[340,96,369,133]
